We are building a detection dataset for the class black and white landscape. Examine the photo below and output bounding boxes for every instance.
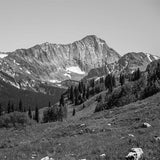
[0,0,160,160]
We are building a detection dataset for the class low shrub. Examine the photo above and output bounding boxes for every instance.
[140,84,160,99]
[0,112,33,128]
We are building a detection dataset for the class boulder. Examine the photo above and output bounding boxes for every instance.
[154,136,160,141]
[41,156,54,160]
[125,148,143,160]
[142,122,151,128]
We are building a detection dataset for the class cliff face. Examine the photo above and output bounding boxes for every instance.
[0,35,120,90]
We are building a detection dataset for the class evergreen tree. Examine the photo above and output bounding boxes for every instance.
[19,99,23,112]
[100,77,104,83]
[11,103,14,112]
[82,84,86,99]
[28,107,32,119]
[48,101,51,107]
[72,108,75,116]
[63,104,67,119]
[58,106,63,121]
[35,105,39,123]
[105,74,113,92]
[119,74,125,86]
[70,86,74,103]
[112,75,116,87]
[74,87,79,105]
[132,68,141,81]
[137,68,141,80]
[59,95,64,106]
[86,86,89,99]
[90,78,95,88]
[7,100,11,113]
[78,81,83,93]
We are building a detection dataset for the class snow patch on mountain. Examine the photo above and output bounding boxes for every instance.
[49,79,61,83]
[66,66,85,75]
[64,73,71,79]
[146,53,152,62]
[0,53,8,58]
[153,55,159,60]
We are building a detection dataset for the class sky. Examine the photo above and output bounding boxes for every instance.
[0,0,160,56]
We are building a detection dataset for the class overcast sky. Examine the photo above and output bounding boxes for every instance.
[0,0,160,56]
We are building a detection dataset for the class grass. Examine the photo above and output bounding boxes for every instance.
[1,92,160,159]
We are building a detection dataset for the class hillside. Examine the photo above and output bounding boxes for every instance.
[0,91,160,159]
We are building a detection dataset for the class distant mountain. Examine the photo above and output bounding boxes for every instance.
[116,52,159,74]
[85,52,159,79]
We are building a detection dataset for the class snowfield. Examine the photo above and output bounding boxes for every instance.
[0,53,8,58]
[153,55,159,60]
[66,66,85,75]
[49,79,61,83]
[64,73,71,79]
[146,53,152,62]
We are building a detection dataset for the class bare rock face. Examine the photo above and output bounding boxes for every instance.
[0,35,120,90]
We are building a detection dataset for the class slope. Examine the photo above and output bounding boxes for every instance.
[0,91,160,159]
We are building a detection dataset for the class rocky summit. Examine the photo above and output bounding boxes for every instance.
[0,35,120,91]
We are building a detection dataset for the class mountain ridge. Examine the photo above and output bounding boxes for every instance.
[0,35,159,102]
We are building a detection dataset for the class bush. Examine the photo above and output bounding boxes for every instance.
[43,106,58,123]
[94,102,106,112]
[95,80,144,112]
[0,112,33,128]
[140,84,160,99]
[43,104,67,123]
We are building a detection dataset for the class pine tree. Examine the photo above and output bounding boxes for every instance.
[90,78,95,88]
[7,100,11,113]
[136,68,141,80]
[70,86,74,103]
[11,103,14,112]
[105,74,112,92]
[120,74,125,86]
[78,81,83,93]
[35,105,39,123]
[132,68,141,81]
[82,84,86,99]
[72,108,75,116]
[63,104,67,119]
[112,75,116,87]
[100,77,104,83]
[28,107,32,119]
[60,95,64,106]
[48,101,51,107]
[19,99,23,112]
[58,106,63,121]
[86,86,89,99]
[105,74,110,90]
[74,87,79,105]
